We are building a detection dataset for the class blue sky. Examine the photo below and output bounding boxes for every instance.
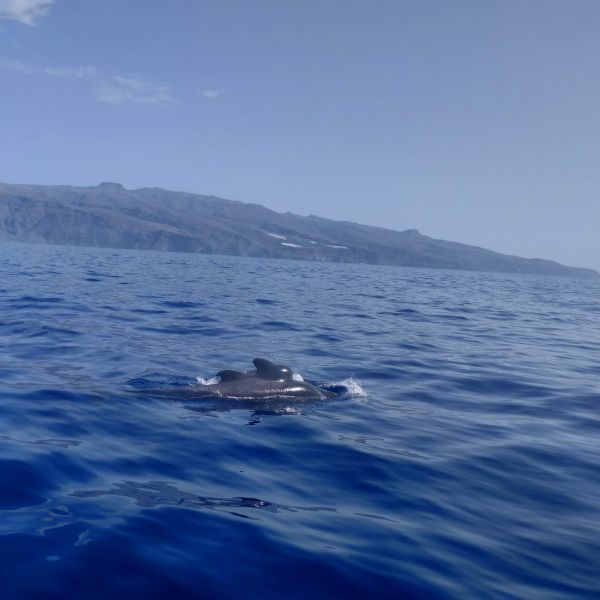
[1,0,599,269]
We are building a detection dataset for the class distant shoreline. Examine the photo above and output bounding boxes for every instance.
[1,181,597,280]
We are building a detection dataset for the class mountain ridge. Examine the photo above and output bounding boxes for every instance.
[0,181,597,279]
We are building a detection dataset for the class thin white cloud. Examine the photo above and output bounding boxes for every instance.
[0,58,33,73]
[0,58,174,107]
[0,0,54,25]
[96,75,174,107]
[202,89,221,100]
[0,59,94,78]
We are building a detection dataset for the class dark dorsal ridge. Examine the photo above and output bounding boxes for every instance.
[216,369,244,383]
[252,358,293,381]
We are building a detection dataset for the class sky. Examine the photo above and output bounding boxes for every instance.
[1,0,599,270]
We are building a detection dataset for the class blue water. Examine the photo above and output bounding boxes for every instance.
[1,242,599,599]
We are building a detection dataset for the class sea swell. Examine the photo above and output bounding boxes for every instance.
[0,242,599,598]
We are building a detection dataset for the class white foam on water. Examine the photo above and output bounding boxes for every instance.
[264,231,286,240]
[333,377,367,397]
[292,372,305,382]
[196,376,220,385]
[281,242,303,248]
[325,244,349,250]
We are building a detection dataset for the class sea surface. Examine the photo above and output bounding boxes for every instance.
[0,242,599,599]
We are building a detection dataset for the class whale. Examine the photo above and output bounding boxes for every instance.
[138,358,336,401]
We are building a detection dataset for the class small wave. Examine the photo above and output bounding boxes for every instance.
[260,320,301,331]
[159,300,205,308]
[323,377,367,398]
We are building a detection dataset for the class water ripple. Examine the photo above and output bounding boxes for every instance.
[0,242,599,598]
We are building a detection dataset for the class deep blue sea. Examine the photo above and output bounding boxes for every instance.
[1,242,599,599]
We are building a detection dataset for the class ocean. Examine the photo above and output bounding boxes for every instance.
[0,241,599,599]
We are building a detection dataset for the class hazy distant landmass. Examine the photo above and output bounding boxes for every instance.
[0,181,597,279]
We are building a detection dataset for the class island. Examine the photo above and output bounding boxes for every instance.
[0,181,597,279]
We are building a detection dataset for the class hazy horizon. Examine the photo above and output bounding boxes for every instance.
[1,1,599,270]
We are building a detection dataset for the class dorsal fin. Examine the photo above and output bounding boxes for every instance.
[253,358,293,381]
[216,369,244,383]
